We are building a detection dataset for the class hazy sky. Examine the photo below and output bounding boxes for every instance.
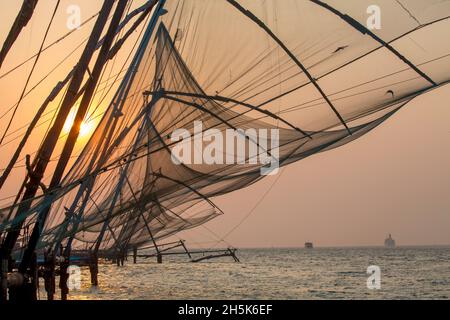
[197,86,450,248]
[0,1,449,248]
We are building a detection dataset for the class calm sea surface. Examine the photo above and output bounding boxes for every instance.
[43,247,450,300]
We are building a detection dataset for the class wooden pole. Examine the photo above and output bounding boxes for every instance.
[0,0,39,69]
[43,249,56,300]
[91,0,167,256]
[50,0,129,189]
[89,250,98,286]
[59,244,69,300]
[17,0,129,278]
[29,252,38,300]
[0,251,7,301]
[0,1,155,191]
[180,240,192,259]
[133,246,138,264]
[1,0,115,269]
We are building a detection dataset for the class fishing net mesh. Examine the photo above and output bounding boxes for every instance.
[1,0,450,255]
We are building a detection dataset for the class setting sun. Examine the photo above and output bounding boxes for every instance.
[63,107,95,138]
[1,0,450,304]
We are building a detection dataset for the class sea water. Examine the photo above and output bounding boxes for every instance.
[39,247,450,300]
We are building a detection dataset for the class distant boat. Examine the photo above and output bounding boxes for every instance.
[384,234,396,248]
[305,242,313,249]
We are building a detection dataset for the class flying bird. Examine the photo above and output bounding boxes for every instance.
[333,45,349,53]
[386,90,395,99]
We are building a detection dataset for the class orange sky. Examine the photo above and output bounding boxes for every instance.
[0,1,449,248]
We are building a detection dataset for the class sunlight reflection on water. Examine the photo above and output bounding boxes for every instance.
[38,247,450,300]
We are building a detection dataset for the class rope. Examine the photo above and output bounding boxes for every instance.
[0,1,61,145]
[0,10,100,80]
[215,169,285,247]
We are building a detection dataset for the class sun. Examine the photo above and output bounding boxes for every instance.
[63,107,95,138]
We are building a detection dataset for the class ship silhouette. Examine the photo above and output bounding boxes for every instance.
[384,234,396,248]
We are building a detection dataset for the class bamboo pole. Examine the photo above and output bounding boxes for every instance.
[0,2,155,191]
[0,0,39,69]
[91,0,166,256]
[54,0,163,259]
[18,0,130,276]
[20,0,129,299]
[0,0,115,301]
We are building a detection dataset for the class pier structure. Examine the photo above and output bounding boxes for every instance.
[3,239,239,300]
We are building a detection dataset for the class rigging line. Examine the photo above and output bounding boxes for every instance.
[0,5,446,168]
[80,149,260,226]
[0,0,39,69]
[395,0,421,26]
[89,194,120,245]
[0,0,152,83]
[238,85,419,135]
[272,1,281,130]
[206,145,320,249]
[86,6,154,122]
[0,47,69,225]
[88,5,156,125]
[214,104,400,246]
[25,84,450,222]
[228,36,352,103]
[0,0,61,145]
[123,27,214,132]
[1,105,60,141]
[0,95,106,148]
[86,0,134,118]
[0,38,87,122]
[69,66,404,186]
[151,172,223,211]
[194,217,235,249]
[0,152,99,174]
[246,52,450,120]
[253,52,449,116]
[225,0,351,135]
[0,109,107,152]
[0,10,100,80]
[149,13,308,131]
[0,3,154,190]
[160,95,276,161]
[48,166,117,248]
[110,133,289,197]
[0,1,152,122]
[37,83,70,159]
[150,88,306,151]
[136,94,298,165]
[277,76,423,116]
[217,15,450,119]
[178,2,194,58]
[161,91,311,138]
[89,0,168,253]
[222,29,333,99]
[0,86,68,149]
[222,11,449,117]
[148,26,287,146]
[309,0,437,87]
[0,118,374,230]
[97,87,442,181]
[216,168,285,246]
[2,87,444,236]
[200,230,233,249]
[107,6,158,119]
